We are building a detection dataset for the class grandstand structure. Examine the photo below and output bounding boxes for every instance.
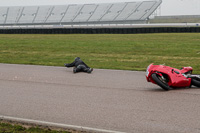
[0,0,162,26]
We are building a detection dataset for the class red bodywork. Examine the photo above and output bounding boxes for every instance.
[146,63,193,88]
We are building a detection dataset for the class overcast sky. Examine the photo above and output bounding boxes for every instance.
[0,0,200,16]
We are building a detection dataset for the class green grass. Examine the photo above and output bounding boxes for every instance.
[0,33,200,73]
[0,122,70,133]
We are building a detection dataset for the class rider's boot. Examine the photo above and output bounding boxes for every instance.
[87,68,93,73]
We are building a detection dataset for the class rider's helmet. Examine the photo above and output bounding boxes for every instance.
[75,57,80,61]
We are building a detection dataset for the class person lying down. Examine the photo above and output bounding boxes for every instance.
[64,57,93,74]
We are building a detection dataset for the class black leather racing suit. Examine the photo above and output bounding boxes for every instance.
[65,57,92,73]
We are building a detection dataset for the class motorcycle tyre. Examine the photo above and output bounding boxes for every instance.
[191,78,200,87]
[151,73,171,91]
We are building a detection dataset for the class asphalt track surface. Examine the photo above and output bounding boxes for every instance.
[0,63,200,133]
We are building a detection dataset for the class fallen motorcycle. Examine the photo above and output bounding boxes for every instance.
[146,63,200,91]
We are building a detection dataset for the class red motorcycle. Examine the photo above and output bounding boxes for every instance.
[146,63,200,91]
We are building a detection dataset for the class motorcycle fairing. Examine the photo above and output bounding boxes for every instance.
[146,64,192,88]
[180,67,193,74]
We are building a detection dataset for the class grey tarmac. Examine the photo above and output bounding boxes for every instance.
[0,63,200,133]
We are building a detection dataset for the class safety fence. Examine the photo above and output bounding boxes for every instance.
[0,27,199,34]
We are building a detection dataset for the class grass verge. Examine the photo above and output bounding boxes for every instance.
[0,33,200,73]
[0,120,80,133]
[0,122,68,133]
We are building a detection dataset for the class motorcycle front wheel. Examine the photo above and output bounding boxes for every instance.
[191,78,200,87]
[151,73,171,91]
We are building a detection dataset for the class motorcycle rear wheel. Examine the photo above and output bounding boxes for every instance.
[151,73,171,91]
[191,78,200,87]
